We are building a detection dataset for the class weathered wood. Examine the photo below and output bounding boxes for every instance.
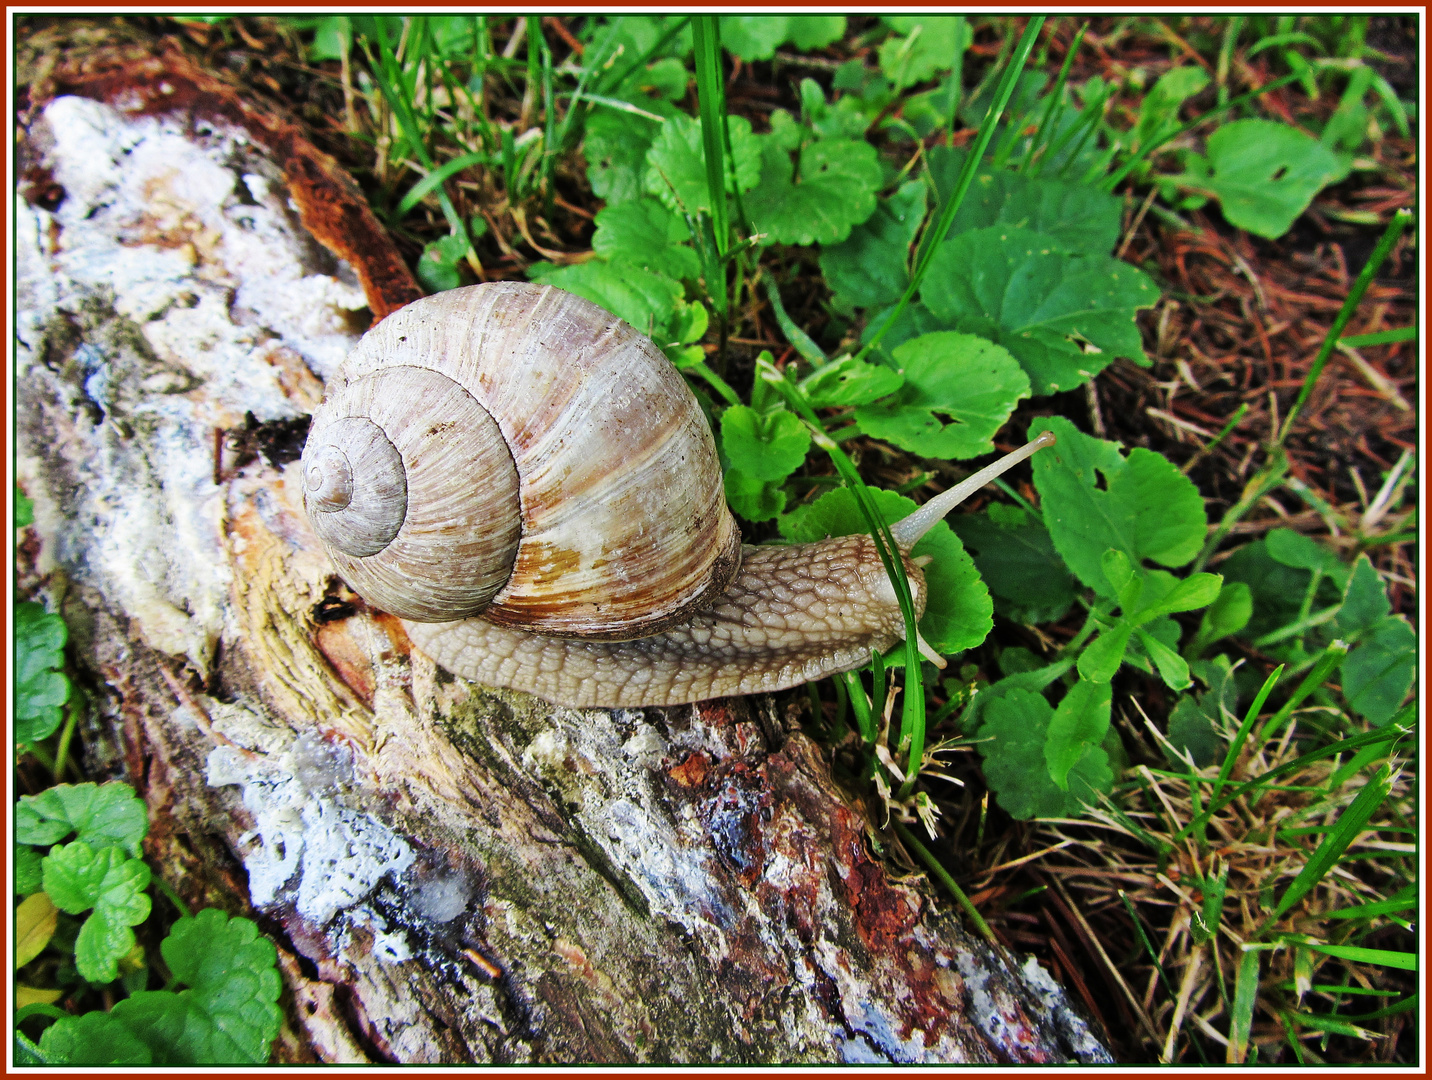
[14,27,1111,1065]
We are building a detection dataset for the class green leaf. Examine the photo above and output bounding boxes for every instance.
[921,227,1160,394]
[527,259,684,343]
[1030,417,1207,594]
[1219,538,1341,640]
[1078,622,1134,684]
[584,104,670,206]
[16,601,70,744]
[1167,695,1220,767]
[852,332,1030,460]
[414,233,470,294]
[719,15,788,61]
[1334,555,1391,636]
[1192,119,1353,239]
[1102,548,1140,611]
[592,199,701,281]
[1133,66,1211,154]
[977,688,1113,820]
[1045,678,1112,790]
[1135,627,1192,690]
[1188,581,1253,656]
[723,467,786,522]
[644,113,763,216]
[778,486,991,654]
[39,1011,153,1065]
[1303,943,1417,971]
[1142,572,1224,618]
[818,180,927,312]
[745,138,882,247]
[1341,616,1416,726]
[17,844,44,894]
[928,146,1124,255]
[16,782,149,855]
[948,502,1078,624]
[798,355,905,409]
[42,841,153,983]
[878,16,970,90]
[720,405,810,483]
[785,15,847,50]
[43,910,282,1065]
[16,484,34,527]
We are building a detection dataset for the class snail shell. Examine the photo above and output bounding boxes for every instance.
[301,282,742,638]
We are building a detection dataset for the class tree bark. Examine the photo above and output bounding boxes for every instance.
[14,26,1112,1065]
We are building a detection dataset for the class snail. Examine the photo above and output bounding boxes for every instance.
[300,282,1054,708]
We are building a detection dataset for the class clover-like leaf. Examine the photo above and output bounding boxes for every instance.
[1167,694,1221,768]
[778,486,991,655]
[922,227,1160,394]
[16,781,149,855]
[17,844,44,895]
[644,113,763,215]
[1192,119,1352,239]
[17,601,70,744]
[786,15,847,50]
[1334,555,1391,637]
[819,180,927,312]
[1341,616,1417,727]
[978,688,1113,820]
[745,137,882,247]
[948,502,1078,624]
[592,199,701,282]
[853,332,1030,460]
[1030,416,1206,594]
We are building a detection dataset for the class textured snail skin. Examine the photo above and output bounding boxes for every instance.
[403,534,928,708]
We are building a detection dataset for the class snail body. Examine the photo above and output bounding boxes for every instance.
[301,282,1053,708]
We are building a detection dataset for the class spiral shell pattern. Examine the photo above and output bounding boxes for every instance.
[301,282,742,637]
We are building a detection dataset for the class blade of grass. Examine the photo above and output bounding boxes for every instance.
[1208,665,1283,812]
[691,16,729,258]
[1020,22,1087,174]
[1279,209,1412,440]
[765,278,827,365]
[1339,326,1417,348]
[1302,942,1417,970]
[1263,763,1396,927]
[758,356,927,789]
[1227,948,1260,1063]
[859,16,1047,362]
[1256,640,1349,743]
[393,151,487,219]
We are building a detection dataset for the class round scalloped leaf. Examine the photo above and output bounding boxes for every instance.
[921,226,1160,395]
[853,331,1030,460]
[745,138,882,246]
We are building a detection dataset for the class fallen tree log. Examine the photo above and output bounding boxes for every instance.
[14,25,1112,1064]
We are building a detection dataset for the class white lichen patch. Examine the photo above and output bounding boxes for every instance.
[207,741,414,928]
[16,95,369,677]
